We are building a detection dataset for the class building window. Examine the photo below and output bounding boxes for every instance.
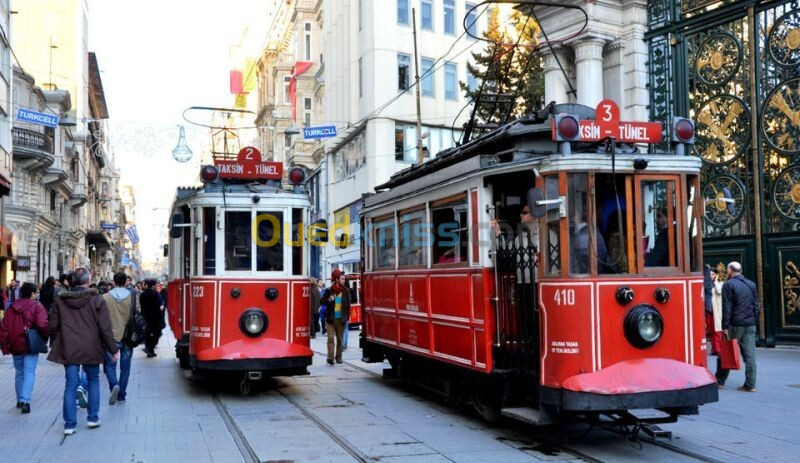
[421,0,433,30]
[395,125,405,161]
[421,57,434,97]
[304,22,312,61]
[359,0,364,30]
[467,71,479,92]
[465,3,478,37]
[397,0,409,25]
[284,133,292,160]
[50,189,56,212]
[283,76,291,104]
[444,62,457,100]
[333,130,367,181]
[359,57,363,97]
[304,97,312,110]
[304,112,311,127]
[443,0,455,35]
[397,53,411,91]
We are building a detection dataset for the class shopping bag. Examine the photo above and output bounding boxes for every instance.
[719,335,741,370]
[710,331,723,355]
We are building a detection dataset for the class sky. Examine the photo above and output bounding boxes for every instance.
[86,0,263,265]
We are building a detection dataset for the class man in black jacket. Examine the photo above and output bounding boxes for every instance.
[715,261,759,392]
[139,280,163,358]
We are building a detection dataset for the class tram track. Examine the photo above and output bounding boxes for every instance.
[316,347,721,463]
[211,393,260,463]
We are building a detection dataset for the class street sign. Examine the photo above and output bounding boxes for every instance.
[214,146,283,180]
[101,223,118,230]
[595,99,620,138]
[303,125,337,140]
[15,108,60,128]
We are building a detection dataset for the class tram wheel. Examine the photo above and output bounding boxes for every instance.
[239,376,251,396]
[469,391,501,422]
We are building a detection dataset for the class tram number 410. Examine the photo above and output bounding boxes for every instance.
[553,289,575,306]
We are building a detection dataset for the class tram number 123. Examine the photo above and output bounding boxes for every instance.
[553,289,575,307]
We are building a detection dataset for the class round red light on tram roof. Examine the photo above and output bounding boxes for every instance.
[675,119,694,142]
[200,165,218,183]
[288,167,306,185]
[558,116,579,139]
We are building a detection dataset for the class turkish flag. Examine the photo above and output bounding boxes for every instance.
[290,61,313,122]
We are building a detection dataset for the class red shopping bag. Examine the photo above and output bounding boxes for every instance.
[719,335,741,370]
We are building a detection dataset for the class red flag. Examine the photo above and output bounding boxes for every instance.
[290,61,313,122]
[230,70,243,94]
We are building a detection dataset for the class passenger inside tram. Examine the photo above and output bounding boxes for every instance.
[594,173,628,274]
[487,171,539,283]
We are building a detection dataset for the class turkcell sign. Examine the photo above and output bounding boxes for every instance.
[303,125,337,139]
[16,108,60,128]
[101,223,118,230]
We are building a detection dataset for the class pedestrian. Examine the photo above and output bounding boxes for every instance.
[158,282,168,311]
[48,267,119,435]
[101,273,138,404]
[708,267,724,354]
[140,280,163,357]
[309,278,321,338]
[715,261,759,392]
[0,282,50,414]
[317,279,327,335]
[5,279,19,309]
[320,269,350,365]
[55,273,72,299]
[40,276,56,313]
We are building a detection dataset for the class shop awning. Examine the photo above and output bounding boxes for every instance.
[0,173,10,197]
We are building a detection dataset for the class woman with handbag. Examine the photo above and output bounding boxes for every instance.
[0,282,50,414]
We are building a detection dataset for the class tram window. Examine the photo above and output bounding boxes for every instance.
[687,175,702,272]
[432,196,468,265]
[544,176,561,275]
[256,211,284,271]
[642,180,679,268]
[568,173,590,275]
[225,211,252,271]
[291,208,303,275]
[595,174,629,274]
[203,207,216,275]
[373,217,396,269]
[398,209,427,267]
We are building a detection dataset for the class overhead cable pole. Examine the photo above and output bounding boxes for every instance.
[412,8,424,164]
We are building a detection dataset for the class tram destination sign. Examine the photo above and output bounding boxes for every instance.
[214,147,283,180]
[578,120,663,144]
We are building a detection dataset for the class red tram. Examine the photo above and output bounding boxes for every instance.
[360,103,718,425]
[166,149,315,389]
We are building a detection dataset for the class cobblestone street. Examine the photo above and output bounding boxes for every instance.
[1,328,798,463]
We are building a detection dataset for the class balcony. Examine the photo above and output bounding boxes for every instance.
[43,155,71,189]
[12,127,55,169]
[70,183,88,208]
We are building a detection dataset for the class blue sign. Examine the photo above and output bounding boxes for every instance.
[303,125,337,139]
[15,108,60,128]
[101,223,118,230]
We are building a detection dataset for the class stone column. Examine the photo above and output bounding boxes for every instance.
[541,47,573,105]
[573,38,607,108]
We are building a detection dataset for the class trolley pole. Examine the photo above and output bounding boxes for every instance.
[412,8,424,165]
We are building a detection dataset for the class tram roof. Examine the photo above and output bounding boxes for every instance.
[172,182,310,207]
[366,105,700,211]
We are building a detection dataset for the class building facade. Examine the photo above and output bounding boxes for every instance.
[321,0,487,275]
[0,0,14,288]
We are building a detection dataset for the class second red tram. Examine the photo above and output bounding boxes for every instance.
[166,154,315,386]
[360,103,718,424]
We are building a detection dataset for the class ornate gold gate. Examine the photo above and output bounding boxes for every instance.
[648,0,800,344]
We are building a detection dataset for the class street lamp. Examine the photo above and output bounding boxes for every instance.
[172,125,193,163]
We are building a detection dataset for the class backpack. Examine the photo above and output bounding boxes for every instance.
[122,294,147,348]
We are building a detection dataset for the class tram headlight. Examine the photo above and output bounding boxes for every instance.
[239,309,268,337]
[623,304,663,348]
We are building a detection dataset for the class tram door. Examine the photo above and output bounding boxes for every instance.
[489,173,539,375]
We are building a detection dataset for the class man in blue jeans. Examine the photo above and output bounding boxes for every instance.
[47,268,119,435]
[102,272,138,403]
